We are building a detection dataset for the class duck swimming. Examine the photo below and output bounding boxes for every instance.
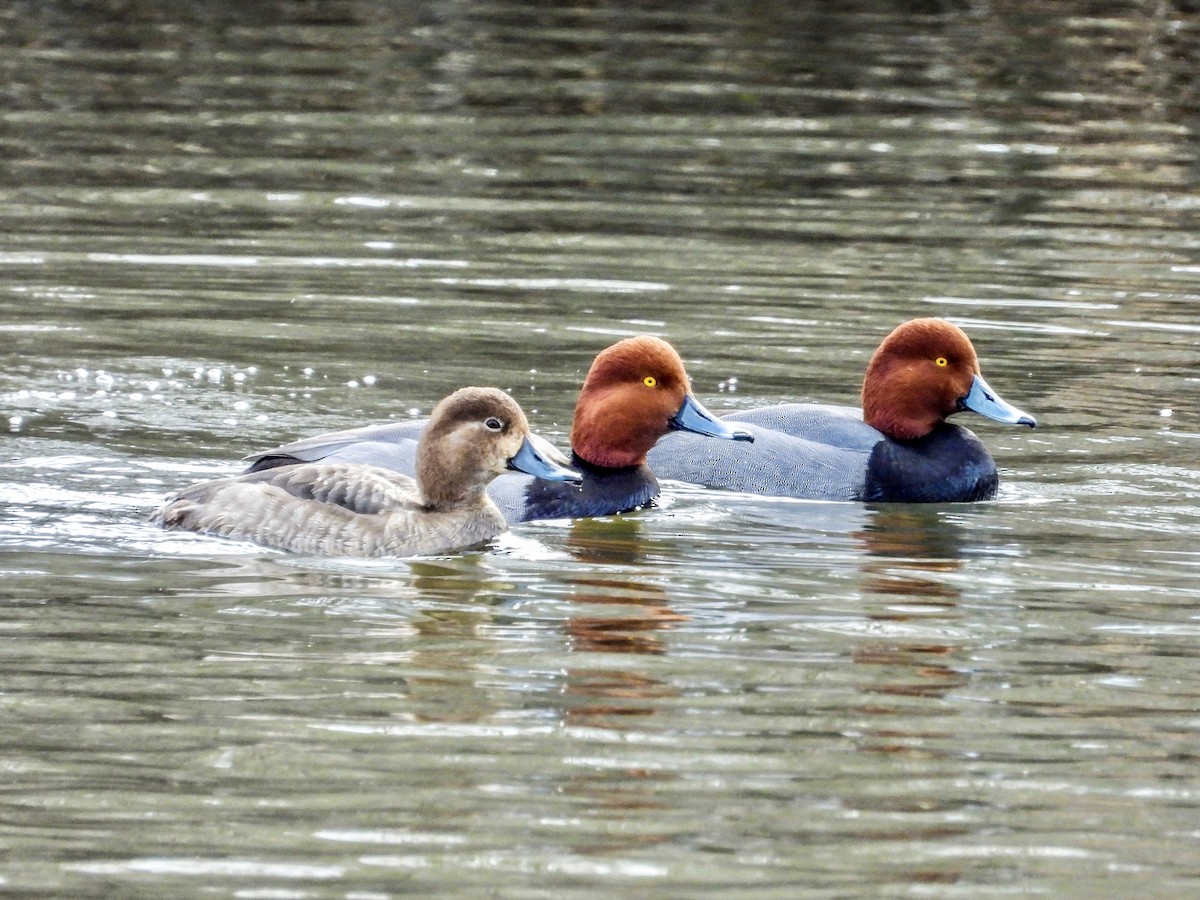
[152,387,581,557]
[646,318,1036,502]
[244,336,755,521]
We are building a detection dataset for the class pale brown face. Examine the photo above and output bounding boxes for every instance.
[416,387,578,506]
[569,336,693,468]
[416,387,531,504]
[861,319,982,440]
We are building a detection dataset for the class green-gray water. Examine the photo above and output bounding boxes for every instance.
[3,2,1200,896]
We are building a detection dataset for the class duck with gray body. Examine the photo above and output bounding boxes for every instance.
[648,319,1036,503]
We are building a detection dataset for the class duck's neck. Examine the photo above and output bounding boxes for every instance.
[569,450,646,476]
[417,467,491,511]
[862,406,940,442]
[861,373,942,441]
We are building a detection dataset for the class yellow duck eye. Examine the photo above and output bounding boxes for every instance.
[934,357,948,368]
[643,376,657,388]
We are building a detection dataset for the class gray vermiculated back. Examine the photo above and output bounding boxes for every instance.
[724,404,882,452]
[648,422,870,501]
[242,421,426,479]
[247,420,428,469]
[486,474,535,523]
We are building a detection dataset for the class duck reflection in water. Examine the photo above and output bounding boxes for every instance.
[555,515,683,819]
[402,597,509,725]
[849,506,971,759]
[352,519,684,731]
[559,517,683,728]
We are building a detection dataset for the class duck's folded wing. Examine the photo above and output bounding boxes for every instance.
[239,463,422,514]
[244,420,427,473]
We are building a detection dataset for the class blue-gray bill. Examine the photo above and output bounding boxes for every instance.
[670,393,755,442]
[960,374,1037,427]
[507,436,583,483]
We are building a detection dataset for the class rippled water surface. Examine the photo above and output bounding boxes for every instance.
[3,2,1200,896]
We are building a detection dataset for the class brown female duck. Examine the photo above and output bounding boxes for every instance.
[152,387,580,557]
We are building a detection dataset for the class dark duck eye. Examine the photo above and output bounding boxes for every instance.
[484,417,503,432]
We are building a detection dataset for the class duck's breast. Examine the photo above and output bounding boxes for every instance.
[488,462,658,523]
[863,424,999,502]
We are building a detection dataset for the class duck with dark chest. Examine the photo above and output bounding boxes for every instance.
[648,318,1036,503]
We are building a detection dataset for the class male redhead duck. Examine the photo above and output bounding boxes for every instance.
[152,387,581,557]
[647,318,1036,502]
[244,336,754,521]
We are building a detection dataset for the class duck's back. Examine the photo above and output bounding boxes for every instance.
[648,417,872,501]
[246,420,425,473]
[155,462,506,557]
[648,403,999,502]
[726,403,882,450]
